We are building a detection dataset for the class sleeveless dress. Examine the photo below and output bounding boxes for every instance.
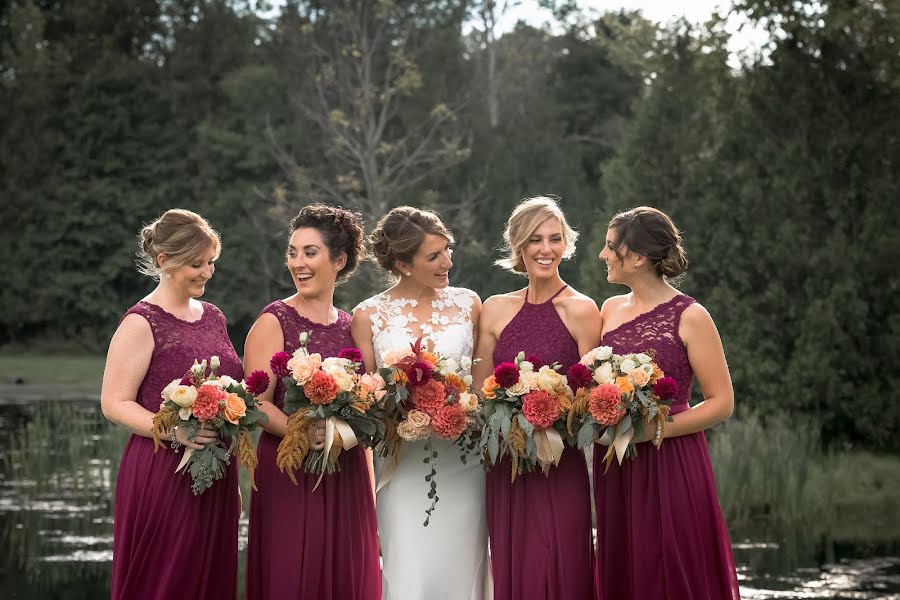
[111,301,242,600]
[593,294,740,599]
[354,287,490,600]
[486,286,595,600]
[245,301,380,600]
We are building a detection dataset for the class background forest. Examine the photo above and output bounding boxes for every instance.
[2,0,898,453]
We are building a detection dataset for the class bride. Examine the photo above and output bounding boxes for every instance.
[352,206,491,600]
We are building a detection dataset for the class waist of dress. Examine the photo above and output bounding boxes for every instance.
[669,401,690,415]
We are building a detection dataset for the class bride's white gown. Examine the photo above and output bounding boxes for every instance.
[354,287,491,600]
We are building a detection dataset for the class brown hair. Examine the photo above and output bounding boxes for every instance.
[495,196,578,274]
[369,206,454,275]
[136,209,221,280]
[608,206,688,279]
[290,203,365,282]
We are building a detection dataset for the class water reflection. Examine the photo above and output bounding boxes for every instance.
[0,398,898,599]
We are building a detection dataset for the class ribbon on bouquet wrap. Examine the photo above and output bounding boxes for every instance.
[313,416,359,490]
[599,414,635,472]
[534,428,565,474]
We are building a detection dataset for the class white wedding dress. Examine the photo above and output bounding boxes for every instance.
[354,287,491,600]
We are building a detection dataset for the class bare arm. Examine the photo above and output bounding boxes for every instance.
[659,303,734,439]
[562,295,603,357]
[471,296,501,392]
[101,314,213,449]
[243,312,290,438]
[351,307,378,374]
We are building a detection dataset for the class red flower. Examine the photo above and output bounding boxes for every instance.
[521,390,561,429]
[405,360,434,388]
[193,384,224,420]
[493,362,520,388]
[303,370,340,405]
[338,347,363,363]
[589,383,625,426]
[431,404,469,439]
[412,378,447,415]
[245,370,270,396]
[525,355,544,369]
[179,374,192,387]
[270,351,291,378]
[566,363,592,392]
[652,377,679,401]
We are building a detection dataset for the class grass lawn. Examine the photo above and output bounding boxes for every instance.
[0,353,105,387]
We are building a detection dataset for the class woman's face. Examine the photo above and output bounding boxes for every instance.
[161,246,217,298]
[397,233,453,289]
[286,227,345,297]
[522,217,566,280]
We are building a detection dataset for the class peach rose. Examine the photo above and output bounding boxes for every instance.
[397,410,432,441]
[288,351,322,385]
[223,393,247,424]
[383,347,415,366]
[482,375,499,399]
[457,392,478,413]
[627,368,651,387]
[358,373,387,402]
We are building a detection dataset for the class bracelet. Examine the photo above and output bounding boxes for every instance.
[170,425,182,452]
[653,422,663,447]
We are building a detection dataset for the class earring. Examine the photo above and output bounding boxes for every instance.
[405,272,411,277]
[165,273,171,279]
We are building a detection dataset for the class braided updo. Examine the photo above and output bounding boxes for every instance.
[290,204,365,282]
[136,209,221,280]
[608,206,688,279]
[369,206,454,275]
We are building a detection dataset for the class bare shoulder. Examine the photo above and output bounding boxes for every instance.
[679,301,719,344]
[558,288,600,317]
[113,312,153,342]
[482,291,523,314]
[599,293,630,317]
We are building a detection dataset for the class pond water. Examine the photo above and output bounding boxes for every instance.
[1,397,898,599]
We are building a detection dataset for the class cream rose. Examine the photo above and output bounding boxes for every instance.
[597,346,613,361]
[170,385,197,408]
[397,410,432,441]
[635,353,652,365]
[537,366,565,393]
[620,359,638,373]
[593,362,614,385]
[328,368,356,393]
[457,392,478,413]
[507,378,531,396]
[518,361,535,373]
[161,379,181,402]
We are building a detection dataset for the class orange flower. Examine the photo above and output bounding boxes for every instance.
[392,369,409,386]
[616,376,634,394]
[223,393,247,424]
[419,351,440,366]
[482,375,499,399]
[649,363,664,384]
[303,370,340,405]
[445,373,468,394]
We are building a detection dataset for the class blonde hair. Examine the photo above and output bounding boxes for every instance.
[136,209,221,280]
[495,196,578,274]
[369,206,454,275]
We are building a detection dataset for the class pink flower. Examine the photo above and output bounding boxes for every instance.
[405,360,434,388]
[412,378,447,415]
[245,370,270,396]
[303,370,340,405]
[652,377,679,401]
[338,347,363,364]
[565,363,593,392]
[521,390,561,429]
[193,384,224,420]
[589,383,625,425]
[493,362,520,388]
[358,373,387,401]
[270,351,291,378]
[431,404,469,439]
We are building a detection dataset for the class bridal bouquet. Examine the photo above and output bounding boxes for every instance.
[272,332,386,487]
[378,337,480,525]
[479,352,576,482]
[151,356,270,495]
[567,345,678,471]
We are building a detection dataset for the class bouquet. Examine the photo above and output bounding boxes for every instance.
[566,345,678,471]
[151,356,270,495]
[378,337,480,525]
[272,332,386,487]
[479,352,575,482]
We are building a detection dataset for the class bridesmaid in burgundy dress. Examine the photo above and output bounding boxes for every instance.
[101,209,242,599]
[472,197,602,600]
[243,204,380,600]
[594,206,740,599]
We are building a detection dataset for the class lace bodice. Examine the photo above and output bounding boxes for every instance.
[123,301,244,412]
[354,286,477,369]
[601,294,696,409]
[261,300,355,410]
[492,287,580,371]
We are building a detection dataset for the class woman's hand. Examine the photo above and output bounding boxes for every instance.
[175,421,219,450]
[308,419,326,450]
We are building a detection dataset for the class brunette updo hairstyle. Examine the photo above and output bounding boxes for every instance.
[608,206,688,279]
[136,209,221,280]
[369,206,454,276]
[289,204,365,283]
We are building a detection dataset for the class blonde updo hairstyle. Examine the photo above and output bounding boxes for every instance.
[608,206,688,279]
[136,209,221,280]
[495,196,578,275]
[369,206,454,276]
